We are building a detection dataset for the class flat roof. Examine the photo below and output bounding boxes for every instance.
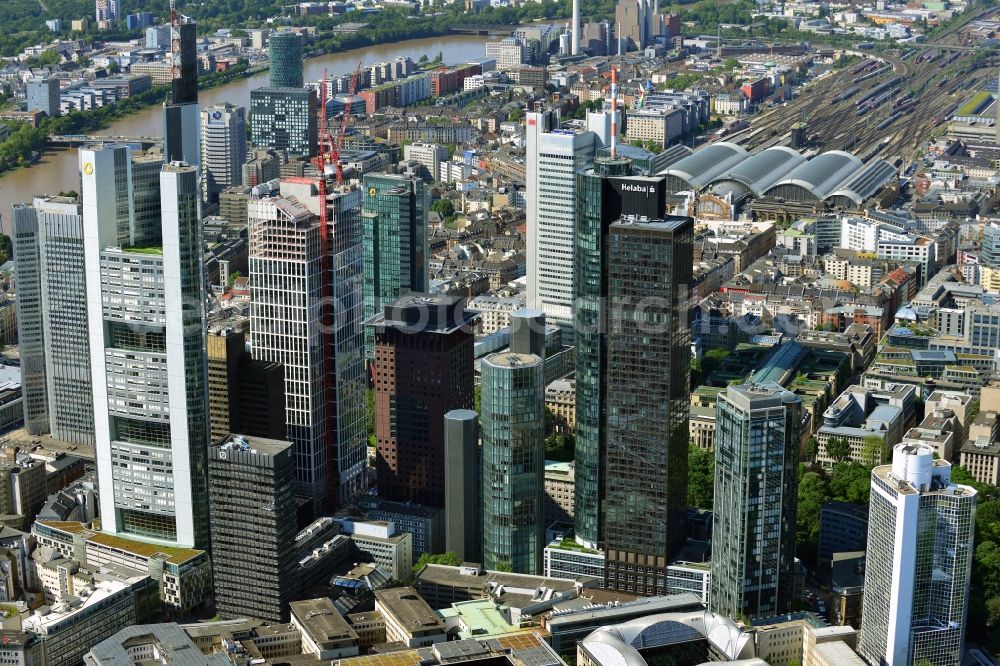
[290,598,359,647]
[375,588,446,632]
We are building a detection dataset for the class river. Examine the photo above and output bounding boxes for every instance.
[0,34,488,220]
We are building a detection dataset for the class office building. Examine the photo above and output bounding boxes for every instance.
[11,204,47,435]
[374,587,448,648]
[573,157,671,552]
[525,110,597,335]
[26,78,60,118]
[361,173,429,354]
[269,32,304,89]
[248,194,329,509]
[444,409,480,562]
[11,197,93,445]
[163,19,199,167]
[858,443,977,666]
[207,327,244,443]
[250,88,317,157]
[369,293,476,507]
[711,382,800,619]
[83,148,210,549]
[87,624,231,666]
[200,103,247,203]
[615,0,654,50]
[601,215,693,594]
[481,351,545,574]
[95,0,120,23]
[209,434,299,622]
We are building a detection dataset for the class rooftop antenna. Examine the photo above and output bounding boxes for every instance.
[610,66,618,159]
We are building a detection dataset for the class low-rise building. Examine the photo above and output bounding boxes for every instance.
[544,379,575,432]
[374,587,448,648]
[960,436,1000,485]
[337,520,413,583]
[290,598,360,659]
[543,460,574,525]
[85,623,231,666]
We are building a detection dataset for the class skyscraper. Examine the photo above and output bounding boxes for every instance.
[163,16,199,167]
[601,215,692,595]
[711,383,801,619]
[26,78,60,118]
[573,156,670,551]
[83,149,210,549]
[11,196,94,444]
[859,443,977,666]
[95,0,120,24]
[249,88,317,157]
[481,351,545,574]
[525,110,596,336]
[368,293,476,507]
[280,178,368,505]
[209,434,300,622]
[11,204,47,435]
[268,31,304,89]
[248,193,329,510]
[200,103,247,204]
[361,173,429,354]
[444,409,480,563]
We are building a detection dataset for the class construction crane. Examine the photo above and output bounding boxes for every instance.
[333,61,363,185]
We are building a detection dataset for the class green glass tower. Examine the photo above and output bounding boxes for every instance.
[362,173,429,356]
[711,382,801,618]
[481,351,545,574]
[268,31,304,89]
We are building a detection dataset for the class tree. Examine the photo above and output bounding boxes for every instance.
[474,384,481,414]
[688,443,714,511]
[824,436,851,463]
[829,462,871,504]
[36,49,61,66]
[802,436,818,462]
[108,61,121,74]
[508,107,522,122]
[723,57,739,70]
[431,198,455,217]
[860,435,884,467]
[412,551,462,577]
[366,387,376,447]
[227,271,241,288]
[796,469,828,549]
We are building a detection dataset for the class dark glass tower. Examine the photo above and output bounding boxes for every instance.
[164,19,199,167]
[573,157,669,551]
[711,382,801,619]
[269,31,304,89]
[601,215,693,595]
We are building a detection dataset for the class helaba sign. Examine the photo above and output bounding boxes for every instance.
[619,182,651,195]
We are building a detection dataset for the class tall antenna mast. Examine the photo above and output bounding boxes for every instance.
[610,66,618,159]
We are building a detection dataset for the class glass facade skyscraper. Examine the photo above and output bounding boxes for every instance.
[601,215,693,595]
[711,382,801,619]
[481,351,545,574]
[268,31,304,89]
[573,157,674,555]
[83,149,210,549]
[859,443,977,666]
[249,88,318,158]
[361,173,429,355]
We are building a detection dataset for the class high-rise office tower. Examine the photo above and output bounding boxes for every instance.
[11,204,47,435]
[279,178,368,505]
[444,409,480,563]
[209,434,300,622]
[369,293,476,507]
[525,110,596,336]
[601,215,692,595]
[268,32,304,89]
[859,443,977,666]
[11,196,94,444]
[573,156,670,551]
[83,149,210,549]
[615,0,652,50]
[481,351,545,574]
[26,78,60,118]
[163,16,199,167]
[200,103,247,204]
[711,383,801,619]
[361,173,429,354]
[248,193,329,509]
[249,88,317,157]
[95,0,120,23]
[208,326,286,444]
[131,152,165,246]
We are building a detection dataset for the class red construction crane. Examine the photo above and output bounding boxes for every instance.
[331,61,363,185]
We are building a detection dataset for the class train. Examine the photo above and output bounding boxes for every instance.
[832,86,860,103]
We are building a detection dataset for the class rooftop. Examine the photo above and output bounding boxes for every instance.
[375,587,446,633]
[36,521,204,565]
[86,623,230,665]
[289,598,360,648]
